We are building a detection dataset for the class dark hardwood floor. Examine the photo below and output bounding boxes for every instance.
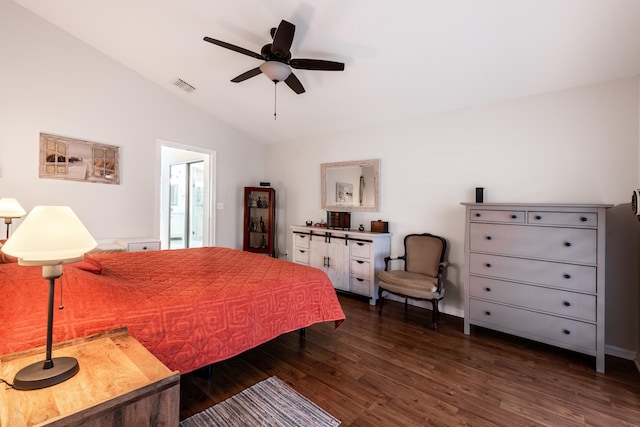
[180,294,640,426]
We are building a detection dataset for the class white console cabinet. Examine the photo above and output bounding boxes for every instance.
[462,203,611,372]
[291,226,391,305]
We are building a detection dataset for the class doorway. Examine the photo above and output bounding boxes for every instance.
[159,143,215,249]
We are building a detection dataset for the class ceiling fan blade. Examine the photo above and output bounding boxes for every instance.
[290,58,345,71]
[231,67,263,83]
[203,37,263,60]
[284,73,305,94]
[271,20,295,59]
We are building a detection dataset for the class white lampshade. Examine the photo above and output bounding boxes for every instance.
[1,206,96,266]
[0,198,26,219]
[260,61,292,82]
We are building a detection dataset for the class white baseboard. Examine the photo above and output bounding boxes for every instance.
[605,344,637,361]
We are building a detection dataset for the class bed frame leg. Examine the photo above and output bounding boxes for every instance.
[194,364,213,380]
[299,328,306,337]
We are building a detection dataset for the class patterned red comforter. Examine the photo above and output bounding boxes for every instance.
[0,247,345,373]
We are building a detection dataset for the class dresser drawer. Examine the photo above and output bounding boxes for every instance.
[350,240,372,259]
[469,276,596,321]
[469,223,597,263]
[350,276,371,296]
[127,241,160,252]
[470,209,526,223]
[350,258,370,278]
[528,211,597,227]
[469,299,596,352]
[469,253,596,292]
[293,248,309,264]
[294,233,310,249]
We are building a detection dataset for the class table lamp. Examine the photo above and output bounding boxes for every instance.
[0,198,26,239]
[1,206,97,390]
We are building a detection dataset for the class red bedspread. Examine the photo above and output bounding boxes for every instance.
[0,247,345,373]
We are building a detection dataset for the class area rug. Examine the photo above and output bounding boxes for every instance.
[179,376,341,427]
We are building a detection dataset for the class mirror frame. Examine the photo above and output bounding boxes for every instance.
[321,159,380,211]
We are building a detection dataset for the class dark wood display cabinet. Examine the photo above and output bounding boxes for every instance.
[243,187,276,257]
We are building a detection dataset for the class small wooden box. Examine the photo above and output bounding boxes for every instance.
[371,220,388,233]
[327,211,351,229]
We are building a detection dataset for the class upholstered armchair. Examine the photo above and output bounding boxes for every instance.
[377,233,448,329]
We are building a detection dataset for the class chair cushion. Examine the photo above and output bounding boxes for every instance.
[378,270,441,299]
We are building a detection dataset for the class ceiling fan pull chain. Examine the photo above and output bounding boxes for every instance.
[273,82,278,120]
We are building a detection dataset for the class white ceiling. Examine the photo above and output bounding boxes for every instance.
[14,0,640,144]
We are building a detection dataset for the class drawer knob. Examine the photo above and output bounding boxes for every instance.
[485,287,492,292]
[564,242,572,247]
[511,214,517,219]
[563,301,571,307]
[356,278,364,282]
[535,215,542,220]
[485,263,492,268]
[563,329,571,335]
[485,311,491,316]
[299,250,306,253]
[563,274,571,279]
[356,260,364,264]
[580,216,588,222]
[143,246,148,250]
[485,236,492,240]
[475,213,481,217]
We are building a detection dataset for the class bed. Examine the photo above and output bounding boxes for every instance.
[0,247,345,374]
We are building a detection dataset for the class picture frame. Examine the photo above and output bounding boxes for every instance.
[336,182,353,204]
[39,133,120,184]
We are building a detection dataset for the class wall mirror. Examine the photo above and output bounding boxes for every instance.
[321,159,380,211]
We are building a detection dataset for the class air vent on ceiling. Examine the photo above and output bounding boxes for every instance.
[174,78,196,93]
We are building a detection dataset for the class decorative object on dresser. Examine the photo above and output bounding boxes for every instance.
[377,233,448,329]
[0,329,179,426]
[291,226,391,305]
[461,202,612,373]
[370,220,389,233]
[1,205,97,390]
[244,187,276,257]
[326,211,351,229]
[0,198,26,239]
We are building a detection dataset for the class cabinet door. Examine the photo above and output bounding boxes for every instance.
[326,238,349,291]
[309,236,349,291]
[309,238,327,271]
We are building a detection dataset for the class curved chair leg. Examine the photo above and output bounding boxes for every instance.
[377,287,385,315]
[430,299,439,330]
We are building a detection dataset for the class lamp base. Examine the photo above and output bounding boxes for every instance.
[13,356,79,390]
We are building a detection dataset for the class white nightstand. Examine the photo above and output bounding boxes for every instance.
[115,237,161,252]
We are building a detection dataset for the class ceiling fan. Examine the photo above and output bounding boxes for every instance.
[204,19,345,95]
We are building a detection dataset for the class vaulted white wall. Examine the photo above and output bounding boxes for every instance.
[266,77,640,358]
[0,0,264,249]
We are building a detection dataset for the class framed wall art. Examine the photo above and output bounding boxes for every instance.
[336,182,353,204]
[39,133,120,184]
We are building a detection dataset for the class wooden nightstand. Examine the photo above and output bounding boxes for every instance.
[0,329,179,426]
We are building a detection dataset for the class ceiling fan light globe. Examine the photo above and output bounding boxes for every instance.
[260,61,291,82]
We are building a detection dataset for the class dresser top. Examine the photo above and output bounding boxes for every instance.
[290,225,391,238]
[461,202,613,208]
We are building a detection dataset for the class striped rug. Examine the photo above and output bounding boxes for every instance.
[180,376,341,427]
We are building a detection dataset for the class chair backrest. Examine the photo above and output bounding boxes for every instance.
[404,233,446,277]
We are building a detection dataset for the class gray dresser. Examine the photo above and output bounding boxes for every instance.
[462,203,611,372]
